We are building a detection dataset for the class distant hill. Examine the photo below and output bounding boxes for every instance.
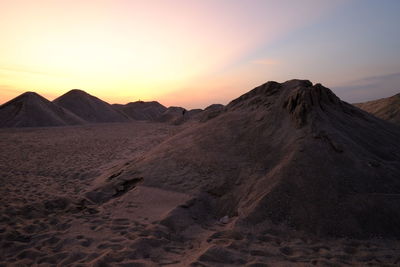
[113,101,166,121]
[54,89,130,123]
[185,108,203,119]
[0,92,85,128]
[198,104,225,122]
[354,93,400,125]
[157,106,187,125]
[153,104,225,125]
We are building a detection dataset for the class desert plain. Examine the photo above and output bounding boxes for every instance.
[1,80,400,266]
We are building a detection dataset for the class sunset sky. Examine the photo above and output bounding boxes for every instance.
[1,0,400,108]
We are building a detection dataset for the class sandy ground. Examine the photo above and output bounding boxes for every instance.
[1,121,400,266]
[0,122,187,266]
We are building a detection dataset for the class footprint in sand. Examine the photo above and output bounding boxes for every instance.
[112,218,131,225]
[37,252,69,265]
[58,251,88,265]
[79,238,93,247]
[97,242,124,251]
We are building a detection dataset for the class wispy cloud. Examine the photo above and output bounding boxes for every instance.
[0,85,23,94]
[345,72,400,87]
[251,58,280,65]
[332,72,400,103]
[0,84,61,104]
[0,66,67,78]
[0,85,25,104]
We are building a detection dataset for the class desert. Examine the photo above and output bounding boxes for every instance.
[1,1,400,266]
[1,80,400,266]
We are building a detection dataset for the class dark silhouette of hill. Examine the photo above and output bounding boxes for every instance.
[100,79,400,238]
[113,101,166,121]
[0,92,85,127]
[354,93,400,125]
[155,104,225,125]
[53,89,130,123]
[185,108,203,118]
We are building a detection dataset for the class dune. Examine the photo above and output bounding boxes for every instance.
[54,89,130,123]
[0,92,85,127]
[113,101,167,121]
[354,93,400,125]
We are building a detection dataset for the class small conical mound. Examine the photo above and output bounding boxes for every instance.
[0,92,85,127]
[113,101,167,121]
[355,93,400,125]
[54,89,130,123]
[101,79,400,238]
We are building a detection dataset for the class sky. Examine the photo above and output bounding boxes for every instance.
[1,0,400,108]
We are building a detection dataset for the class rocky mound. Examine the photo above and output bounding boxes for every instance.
[0,92,85,127]
[113,101,167,121]
[354,93,400,125]
[102,79,400,238]
[54,89,130,123]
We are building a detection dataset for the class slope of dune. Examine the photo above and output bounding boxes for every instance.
[354,93,400,125]
[113,101,167,121]
[105,79,400,239]
[54,89,130,123]
[0,92,85,127]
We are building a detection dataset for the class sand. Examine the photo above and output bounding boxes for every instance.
[1,120,400,266]
[1,80,400,266]
[0,122,189,266]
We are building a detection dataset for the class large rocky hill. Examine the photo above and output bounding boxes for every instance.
[95,80,400,238]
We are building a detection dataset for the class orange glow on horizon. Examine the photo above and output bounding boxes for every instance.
[0,0,341,108]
